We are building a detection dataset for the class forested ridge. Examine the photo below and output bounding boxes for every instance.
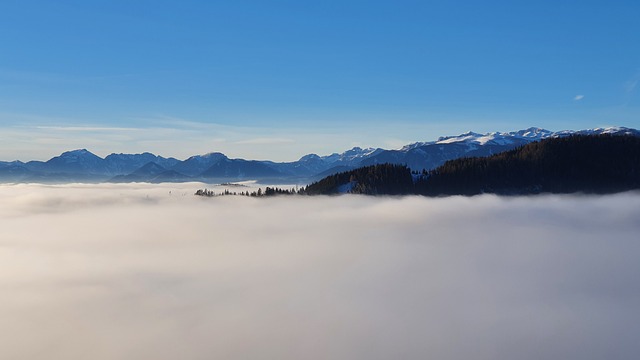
[303,163,414,195]
[303,135,640,196]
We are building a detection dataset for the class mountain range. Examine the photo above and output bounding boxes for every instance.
[303,134,640,196]
[1,126,638,184]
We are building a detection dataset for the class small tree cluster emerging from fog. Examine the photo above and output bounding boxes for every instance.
[195,186,302,197]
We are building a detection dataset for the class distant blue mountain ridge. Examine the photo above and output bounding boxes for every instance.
[1,127,638,184]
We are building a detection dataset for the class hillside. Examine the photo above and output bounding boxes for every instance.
[303,163,415,195]
[304,135,640,196]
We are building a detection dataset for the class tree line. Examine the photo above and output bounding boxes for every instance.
[195,186,302,197]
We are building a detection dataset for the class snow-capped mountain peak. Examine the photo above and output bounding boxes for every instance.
[429,128,555,146]
[298,153,322,162]
[202,152,227,158]
[342,147,379,157]
[187,152,227,163]
[320,147,383,164]
[58,148,99,159]
[507,127,553,139]
[401,127,554,151]
[436,132,501,145]
[400,142,429,151]
[575,126,640,136]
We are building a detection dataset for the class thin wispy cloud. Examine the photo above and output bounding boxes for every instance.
[574,94,585,101]
[0,67,143,83]
[235,138,296,145]
[34,126,141,132]
[625,71,640,93]
[0,114,389,162]
[0,68,72,83]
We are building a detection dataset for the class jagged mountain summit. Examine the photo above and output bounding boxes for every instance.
[1,126,638,184]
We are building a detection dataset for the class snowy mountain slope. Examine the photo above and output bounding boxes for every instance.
[363,127,637,171]
[320,147,384,165]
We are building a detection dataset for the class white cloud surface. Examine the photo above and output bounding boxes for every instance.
[1,183,640,360]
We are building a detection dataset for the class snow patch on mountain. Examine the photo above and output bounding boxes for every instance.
[188,152,228,162]
[434,128,554,146]
[321,147,383,164]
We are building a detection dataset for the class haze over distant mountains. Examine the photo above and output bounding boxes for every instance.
[1,127,638,184]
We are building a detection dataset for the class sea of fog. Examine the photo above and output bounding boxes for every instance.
[1,183,640,360]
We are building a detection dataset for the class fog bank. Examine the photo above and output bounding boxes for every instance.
[1,184,640,360]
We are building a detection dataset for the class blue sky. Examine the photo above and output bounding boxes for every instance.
[1,0,639,161]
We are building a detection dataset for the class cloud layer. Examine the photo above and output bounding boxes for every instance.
[1,184,640,360]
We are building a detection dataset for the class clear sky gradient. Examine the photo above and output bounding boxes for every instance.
[1,0,639,161]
